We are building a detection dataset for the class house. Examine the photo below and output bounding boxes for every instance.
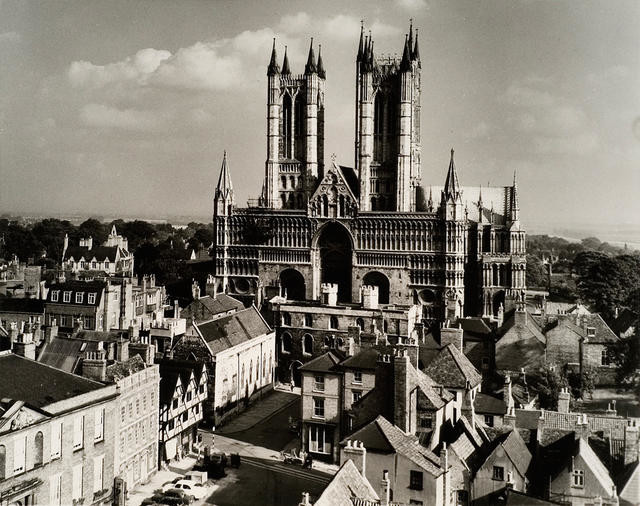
[618,461,640,506]
[45,280,117,332]
[180,291,244,324]
[0,298,45,345]
[474,392,508,428]
[172,303,275,425]
[158,359,208,463]
[495,303,546,373]
[300,459,380,506]
[457,317,495,373]
[62,226,134,277]
[339,415,449,506]
[339,348,379,431]
[0,350,119,506]
[470,428,532,505]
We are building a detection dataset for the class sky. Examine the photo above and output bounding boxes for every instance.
[0,0,639,232]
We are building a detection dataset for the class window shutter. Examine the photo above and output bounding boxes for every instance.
[51,421,62,458]
[93,455,104,492]
[50,473,62,506]
[94,408,104,441]
[73,415,84,449]
[72,464,83,499]
[13,435,26,473]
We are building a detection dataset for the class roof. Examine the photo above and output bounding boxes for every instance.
[340,348,379,370]
[64,245,122,262]
[193,294,244,318]
[299,350,343,374]
[341,415,443,477]
[501,429,532,477]
[0,297,45,314]
[423,343,482,389]
[496,311,546,371]
[474,392,507,416]
[38,336,90,373]
[505,489,563,505]
[46,280,105,307]
[159,358,205,404]
[545,313,619,344]
[0,351,105,408]
[196,306,271,355]
[619,461,640,506]
[314,459,379,506]
[457,317,492,336]
[574,437,616,492]
[338,165,360,198]
[415,367,453,409]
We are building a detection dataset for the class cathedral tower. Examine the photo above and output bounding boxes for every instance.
[264,39,326,209]
[356,22,421,212]
[213,151,234,293]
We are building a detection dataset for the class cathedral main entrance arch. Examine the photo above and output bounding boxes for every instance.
[280,268,306,300]
[362,271,390,304]
[315,222,353,303]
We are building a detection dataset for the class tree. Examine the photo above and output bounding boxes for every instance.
[530,365,569,410]
[566,366,598,401]
[76,218,107,245]
[526,255,548,289]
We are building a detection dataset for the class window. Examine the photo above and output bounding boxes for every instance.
[0,445,5,480]
[304,314,313,327]
[120,405,126,422]
[281,312,291,326]
[88,292,96,304]
[199,384,205,395]
[168,420,175,431]
[187,391,192,402]
[314,375,325,392]
[420,416,432,429]
[172,398,178,409]
[572,469,584,488]
[457,490,469,503]
[309,425,330,454]
[51,421,62,459]
[91,261,97,269]
[492,466,504,481]
[313,398,325,418]
[182,412,188,422]
[76,292,84,303]
[13,435,26,474]
[195,404,199,414]
[93,455,104,493]
[73,415,84,450]
[94,408,104,442]
[484,415,494,427]
[352,390,362,404]
[303,334,313,355]
[281,332,292,353]
[80,261,86,269]
[63,291,72,303]
[601,349,610,366]
[72,464,83,500]
[409,470,423,490]
[104,261,110,269]
[587,327,596,338]
[34,431,44,466]
[353,371,363,384]
[50,473,62,506]
[51,290,59,302]
[356,318,365,331]
[329,316,339,329]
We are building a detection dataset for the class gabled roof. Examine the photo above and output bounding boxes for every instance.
[198,294,244,315]
[314,459,379,506]
[64,245,123,262]
[38,336,89,373]
[423,343,482,389]
[195,306,271,355]
[474,392,507,416]
[340,348,379,370]
[545,313,619,344]
[299,350,343,374]
[475,429,531,478]
[456,317,492,336]
[0,351,105,408]
[158,358,205,404]
[309,163,358,205]
[46,280,105,307]
[414,367,453,410]
[496,311,546,371]
[619,461,640,506]
[341,415,444,477]
[574,437,616,493]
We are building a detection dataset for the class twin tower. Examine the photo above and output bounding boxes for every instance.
[262,22,422,212]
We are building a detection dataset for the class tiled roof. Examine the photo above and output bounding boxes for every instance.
[496,312,546,371]
[64,245,122,262]
[0,351,105,408]
[339,415,395,453]
[545,313,619,344]
[196,306,270,355]
[46,280,105,306]
[299,350,343,373]
[314,459,378,506]
[158,358,204,404]
[195,294,244,317]
[474,392,507,415]
[501,429,532,477]
[423,344,482,389]
[340,348,379,370]
[0,297,45,314]
[342,415,443,477]
[414,367,453,409]
[576,437,616,492]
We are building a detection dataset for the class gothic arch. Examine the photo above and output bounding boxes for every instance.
[314,222,354,303]
[280,268,306,301]
[363,271,390,304]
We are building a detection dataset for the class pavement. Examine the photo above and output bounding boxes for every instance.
[216,387,299,434]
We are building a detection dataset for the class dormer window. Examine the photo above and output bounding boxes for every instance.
[76,292,84,304]
[587,327,596,338]
[63,291,72,303]
[88,293,96,304]
[91,261,97,269]
[51,290,59,302]
[104,261,110,269]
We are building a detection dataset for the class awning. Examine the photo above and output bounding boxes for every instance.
[164,438,177,460]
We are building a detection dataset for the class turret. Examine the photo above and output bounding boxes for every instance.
[510,170,520,224]
[267,38,280,76]
[441,148,464,221]
[304,38,317,74]
[317,44,325,79]
[213,151,233,294]
[413,29,421,66]
[214,151,234,216]
[281,46,291,75]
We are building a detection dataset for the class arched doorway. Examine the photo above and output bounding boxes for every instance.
[317,222,353,302]
[363,271,390,304]
[280,269,306,300]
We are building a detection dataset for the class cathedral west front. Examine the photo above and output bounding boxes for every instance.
[212,22,526,326]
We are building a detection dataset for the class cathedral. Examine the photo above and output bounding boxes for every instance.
[212,23,526,325]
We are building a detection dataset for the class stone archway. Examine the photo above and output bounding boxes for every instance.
[363,271,390,304]
[316,222,353,303]
[280,268,306,301]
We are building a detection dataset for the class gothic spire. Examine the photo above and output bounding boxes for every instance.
[413,29,421,66]
[478,184,483,207]
[317,44,325,79]
[216,150,233,199]
[267,38,280,76]
[281,46,291,75]
[400,34,411,71]
[408,19,414,56]
[304,38,317,74]
[357,21,365,62]
[444,148,461,197]
[511,170,520,219]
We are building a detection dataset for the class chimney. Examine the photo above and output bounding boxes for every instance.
[440,324,463,352]
[342,440,367,477]
[514,301,527,326]
[347,334,356,357]
[116,339,129,362]
[624,421,639,467]
[13,329,36,360]
[557,387,570,413]
[361,285,379,309]
[576,413,590,440]
[129,342,155,366]
[191,279,200,300]
[8,322,19,344]
[504,406,516,428]
[82,349,107,382]
[441,443,451,506]
[73,317,84,334]
[298,492,311,506]
[380,470,391,506]
[45,319,59,344]
[503,375,514,412]
[128,324,140,342]
[536,411,545,446]
[174,299,181,319]
[321,283,338,306]
[394,350,415,434]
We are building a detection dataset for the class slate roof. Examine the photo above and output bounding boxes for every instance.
[46,280,105,306]
[64,245,127,262]
[495,311,546,371]
[193,294,244,317]
[314,459,378,506]
[340,348,380,370]
[196,306,271,355]
[415,367,454,409]
[423,343,482,389]
[545,313,619,344]
[0,297,45,314]
[38,336,89,372]
[474,392,507,415]
[0,351,105,408]
[338,165,360,198]
[501,429,533,477]
[341,415,443,477]
[299,350,344,374]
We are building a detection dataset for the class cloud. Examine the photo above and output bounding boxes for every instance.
[79,103,163,132]
[396,0,428,9]
[0,30,20,43]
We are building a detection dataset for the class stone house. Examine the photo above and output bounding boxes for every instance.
[0,351,118,506]
[62,226,134,277]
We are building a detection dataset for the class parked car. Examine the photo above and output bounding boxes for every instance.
[161,488,194,505]
[162,480,206,500]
